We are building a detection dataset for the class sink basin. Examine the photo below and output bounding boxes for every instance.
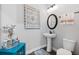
[43,33,56,38]
[43,33,56,52]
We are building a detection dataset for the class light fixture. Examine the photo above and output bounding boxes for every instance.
[47,4,58,13]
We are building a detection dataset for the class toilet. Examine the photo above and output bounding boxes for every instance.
[57,39,76,55]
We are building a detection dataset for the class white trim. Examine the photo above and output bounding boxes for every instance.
[26,44,46,54]
[26,45,58,55]
[52,47,58,52]
[52,47,57,55]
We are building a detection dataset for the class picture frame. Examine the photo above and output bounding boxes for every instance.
[24,5,40,29]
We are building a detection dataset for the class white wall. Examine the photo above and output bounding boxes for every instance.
[1,4,79,55]
[0,4,48,54]
[1,4,17,25]
[48,4,79,54]
[0,5,1,48]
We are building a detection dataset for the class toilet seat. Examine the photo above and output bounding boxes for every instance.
[57,48,72,55]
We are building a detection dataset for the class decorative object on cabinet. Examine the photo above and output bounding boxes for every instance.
[24,5,40,29]
[1,25,16,49]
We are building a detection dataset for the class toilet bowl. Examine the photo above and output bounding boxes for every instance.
[57,39,76,55]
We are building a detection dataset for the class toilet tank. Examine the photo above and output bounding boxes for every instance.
[63,39,76,52]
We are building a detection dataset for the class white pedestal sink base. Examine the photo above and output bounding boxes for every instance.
[47,37,52,52]
[43,33,56,52]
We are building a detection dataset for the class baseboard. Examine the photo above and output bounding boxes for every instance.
[52,47,57,52]
[26,45,58,55]
[26,44,46,54]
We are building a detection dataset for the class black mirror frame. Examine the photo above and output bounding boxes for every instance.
[47,14,58,29]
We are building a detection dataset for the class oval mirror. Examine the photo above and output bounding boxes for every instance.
[47,14,58,29]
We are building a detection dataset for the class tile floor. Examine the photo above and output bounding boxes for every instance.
[29,47,56,55]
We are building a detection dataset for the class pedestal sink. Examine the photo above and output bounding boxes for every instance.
[43,33,56,52]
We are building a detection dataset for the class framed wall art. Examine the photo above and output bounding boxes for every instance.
[24,5,40,29]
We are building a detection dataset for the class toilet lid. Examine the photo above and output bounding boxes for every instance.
[57,48,72,55]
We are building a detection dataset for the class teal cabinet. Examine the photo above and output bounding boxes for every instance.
[0,42,25,55]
